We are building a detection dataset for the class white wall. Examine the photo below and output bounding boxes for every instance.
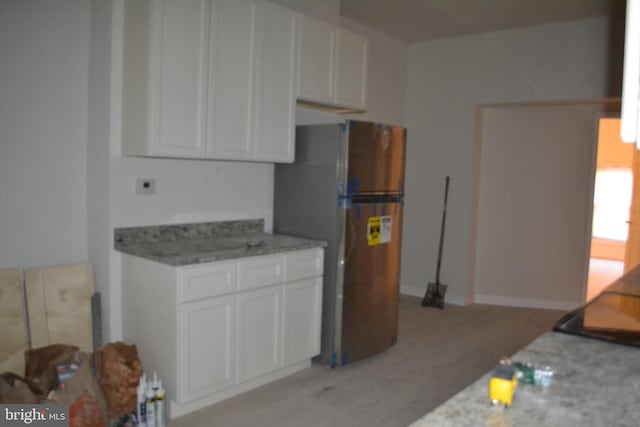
[0,0,90,269]
[403,17,613,304]
[87,0,114,340]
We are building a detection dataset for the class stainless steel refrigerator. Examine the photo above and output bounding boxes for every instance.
[274,120,406,366]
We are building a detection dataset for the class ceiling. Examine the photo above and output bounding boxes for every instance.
[340,0,616,43]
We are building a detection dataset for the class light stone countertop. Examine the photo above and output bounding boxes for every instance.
[114,220,326,266]
[408,331,640,427]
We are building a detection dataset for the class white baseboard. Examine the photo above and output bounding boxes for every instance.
[400,284,467,306]
[473,294,580,311]
[401,285,580,311]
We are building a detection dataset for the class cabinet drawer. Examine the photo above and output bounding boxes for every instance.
[285,249,324,282]
[237,255,284,291]
[179,262,236,303]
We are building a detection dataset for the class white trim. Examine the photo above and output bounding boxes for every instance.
[109,0,125,342]
[400,284,467,306]
[473,294,579,311]
[621,0,640,144]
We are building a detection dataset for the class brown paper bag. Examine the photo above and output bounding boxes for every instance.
[95,342,144,419]
[24,344,79,395]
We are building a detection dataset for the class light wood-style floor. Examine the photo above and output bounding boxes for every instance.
[170,296,563,427]
[587,258,624,301]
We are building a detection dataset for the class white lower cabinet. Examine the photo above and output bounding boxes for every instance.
[283,277,322,366]
[122,247,323,419]
[178,295,235,403]
[236,286,282,382]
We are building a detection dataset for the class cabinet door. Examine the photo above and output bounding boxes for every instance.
[283,277,322,366]
[335,27,368,110]
[207,0,256,160]
[253,1,297,163]
[297,15,336,105]
[178,295,235,403]
[236,286,283,382]
[150,0,209,157]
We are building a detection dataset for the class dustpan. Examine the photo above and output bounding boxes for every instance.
[422,176,449,309]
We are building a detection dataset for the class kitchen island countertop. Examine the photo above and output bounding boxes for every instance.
[408,331,640,427]
[114,219,326,266]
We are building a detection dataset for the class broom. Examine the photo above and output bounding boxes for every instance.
[422,176,450,309]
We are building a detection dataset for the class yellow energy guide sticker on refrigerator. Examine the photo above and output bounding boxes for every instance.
[368,216,392,246]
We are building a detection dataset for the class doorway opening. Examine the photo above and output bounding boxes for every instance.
[586,118,633,301]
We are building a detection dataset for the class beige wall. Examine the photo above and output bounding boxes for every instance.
[471,101,619,310]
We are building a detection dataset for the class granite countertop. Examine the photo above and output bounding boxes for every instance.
[114,219,326,266]
[408,331,640,427]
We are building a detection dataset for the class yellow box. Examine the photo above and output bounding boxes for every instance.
[489,364,518,407]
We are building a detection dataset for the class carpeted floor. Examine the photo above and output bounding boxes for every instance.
[171,295,565,427]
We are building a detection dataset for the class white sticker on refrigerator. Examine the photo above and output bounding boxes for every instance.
[380,216,392,243]
[368,216,392,246]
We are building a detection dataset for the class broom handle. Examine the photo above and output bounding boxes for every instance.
[435,176,450,284]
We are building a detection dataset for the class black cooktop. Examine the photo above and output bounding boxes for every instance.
[554,291,640,348]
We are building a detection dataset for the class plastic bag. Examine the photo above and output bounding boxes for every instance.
[45,352,109,427]
[0,373,38,403]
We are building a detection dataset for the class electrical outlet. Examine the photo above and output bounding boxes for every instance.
[135,178,155,195]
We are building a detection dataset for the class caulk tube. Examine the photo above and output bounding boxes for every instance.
[151,372,165,427]
[155,379,166,427]
[137,373,147,426]
[145,378,156,427]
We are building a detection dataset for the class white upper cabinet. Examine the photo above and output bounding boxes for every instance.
[206,0,256,160]
[252,1,297,163]
[296,15,336,106]
[122,0,209,157]
[296,16,368,111]
[335,27,368,111]
[122,0,296,163]
[621,0,640,146]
